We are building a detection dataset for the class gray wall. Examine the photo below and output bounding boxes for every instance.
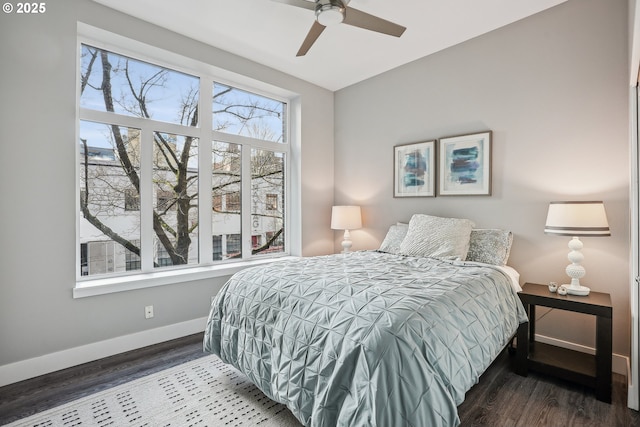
[0,0,334,368]
[334,0,631,357]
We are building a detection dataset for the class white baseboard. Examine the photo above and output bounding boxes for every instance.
[0,317,208,387]
[535,333,628,376]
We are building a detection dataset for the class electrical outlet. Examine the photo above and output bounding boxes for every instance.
[145,305,154,319]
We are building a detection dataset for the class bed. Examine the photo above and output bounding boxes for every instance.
[204,214,528,427]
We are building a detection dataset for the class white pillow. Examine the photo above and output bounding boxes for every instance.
[399,214,475,259]
[378,223,409,254]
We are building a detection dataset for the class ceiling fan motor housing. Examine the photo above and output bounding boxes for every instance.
[315,0,346,26]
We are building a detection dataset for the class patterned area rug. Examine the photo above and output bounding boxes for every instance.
[7,355,303,427]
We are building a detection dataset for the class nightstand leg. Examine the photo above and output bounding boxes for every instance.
[529,304,536,347]
[595,314,612,403]
[515,320,529,376]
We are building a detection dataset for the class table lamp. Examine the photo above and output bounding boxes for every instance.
[331,205,362,253]
[544,201,610,296]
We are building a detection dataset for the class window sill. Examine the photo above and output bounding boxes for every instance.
[73,256,297,298]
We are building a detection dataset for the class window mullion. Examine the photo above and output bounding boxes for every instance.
[241,145,252,259]
[283,153,291,255]
[199,78,214,264]
[140,126,154,271]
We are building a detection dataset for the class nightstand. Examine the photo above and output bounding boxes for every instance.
[515,282,612,403]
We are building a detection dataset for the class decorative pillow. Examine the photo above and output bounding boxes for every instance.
[378,223,409,254]
[399,214,475,259]
[466,229,513,266]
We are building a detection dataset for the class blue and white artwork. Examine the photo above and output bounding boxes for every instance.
[403,149,427,187]
[439,132,491,195]
[394,141,435,197]
[448,144,482,184]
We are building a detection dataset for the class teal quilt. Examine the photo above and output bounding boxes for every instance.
[204,251,527,427]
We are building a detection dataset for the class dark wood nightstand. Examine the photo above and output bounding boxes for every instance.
[515,282,612,403]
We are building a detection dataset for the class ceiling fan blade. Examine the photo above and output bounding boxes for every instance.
[343,7,406,37]
[297,21,326,57]
[270,0,316,11]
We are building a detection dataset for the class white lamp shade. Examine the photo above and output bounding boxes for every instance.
[544,201,610,237]
[331,206,362,230]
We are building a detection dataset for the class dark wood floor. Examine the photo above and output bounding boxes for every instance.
[0,333,206,425]
[457,352,639,426]
[1,333,638,426]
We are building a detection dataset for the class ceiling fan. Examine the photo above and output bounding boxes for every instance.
[272,0,406,57]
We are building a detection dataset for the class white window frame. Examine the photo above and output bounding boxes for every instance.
[74,23,300,298]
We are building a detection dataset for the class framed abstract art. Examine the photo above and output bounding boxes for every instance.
[394,140,436,197]
[438,131,492,196]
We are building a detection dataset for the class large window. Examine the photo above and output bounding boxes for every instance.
[77,33,289,283]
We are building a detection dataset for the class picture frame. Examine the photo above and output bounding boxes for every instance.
[394,140,436,197]
[438,131,492,196]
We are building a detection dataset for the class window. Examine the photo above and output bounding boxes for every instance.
[266,194,278,211]
[124,189,139,211]
[156,190,177,212]
[266,231,284,249]
[225,192,241,212]
[212,235,222,261]
[156,242,173,267]
[79,122,141,275]
[212,234,245,261]
[77,32,290,284]
[125,240,141,271]
[251,150,284,255]
[226,234,241,258]
[81,241,117,275]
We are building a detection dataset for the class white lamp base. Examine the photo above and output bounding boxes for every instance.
[341,229,352,253]
[564,237,590,296]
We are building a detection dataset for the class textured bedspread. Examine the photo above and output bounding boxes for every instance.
[204,251,528,427]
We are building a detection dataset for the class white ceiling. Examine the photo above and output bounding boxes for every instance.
[91,0,567,91]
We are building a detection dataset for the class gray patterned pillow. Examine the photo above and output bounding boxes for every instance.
[399,214,475,259]
[378,223,409,254]
[466,229,513,266]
